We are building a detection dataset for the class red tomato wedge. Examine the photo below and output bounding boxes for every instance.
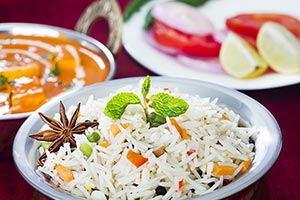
[226,13,300,38]
[153,19,221,57]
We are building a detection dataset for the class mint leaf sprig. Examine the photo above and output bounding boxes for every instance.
[104,92,141,120]
[104,76,189,127]
[150,92,189,118]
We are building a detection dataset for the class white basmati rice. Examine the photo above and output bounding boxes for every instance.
[35,83,255,200]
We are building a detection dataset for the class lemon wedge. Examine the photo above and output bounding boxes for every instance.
[257,22,300,74]
[219,32,268,79]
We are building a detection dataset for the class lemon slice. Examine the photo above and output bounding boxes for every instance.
[219,32,268,79]
[257,22,300,74]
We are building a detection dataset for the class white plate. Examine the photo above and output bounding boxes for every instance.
[123,0,300,90]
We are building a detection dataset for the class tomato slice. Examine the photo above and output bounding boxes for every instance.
[226,13,300,38]
[152,19,221,56]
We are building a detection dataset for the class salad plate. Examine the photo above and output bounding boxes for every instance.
[123,0,300,90]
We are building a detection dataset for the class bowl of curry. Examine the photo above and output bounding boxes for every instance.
[0,21,118,158]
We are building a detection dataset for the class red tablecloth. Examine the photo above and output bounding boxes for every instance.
[0,0,299,199]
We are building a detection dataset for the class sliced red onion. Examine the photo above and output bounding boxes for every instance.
[151,1,215,36]
[176,55,225,74]
[212,29,229,44]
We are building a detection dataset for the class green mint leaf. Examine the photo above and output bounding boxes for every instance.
[150,92,189,118]
[147,112,166,128]
[104,92,141,120]
[142,75,151,99]
[0,75,8,86]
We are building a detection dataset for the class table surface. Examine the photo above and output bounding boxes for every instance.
[0,0,299,199]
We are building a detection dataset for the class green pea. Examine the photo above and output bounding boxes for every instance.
[41,141,51,150]
[79,142,93,158]
[87,131,100,143]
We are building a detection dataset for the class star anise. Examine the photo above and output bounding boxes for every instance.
[30,101,99,166]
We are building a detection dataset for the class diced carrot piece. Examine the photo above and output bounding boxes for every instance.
[176,179,185,192]
[99,140,109,148]
[54,164,74,182]
[180,128,189,139]
[212,165,236,176]
[110,124,121,136]
[187,149,196,156]
[146,98,150,104]
[126,150,148,168]
[163,88,171,93]
[179,179,185,189]
[222,114,230,120]
[170,118,182,132]
[153,146,165,157]
[239,159,252,174]
[121,123,129,129]
[170,118,189,139]
[110,123,129,136]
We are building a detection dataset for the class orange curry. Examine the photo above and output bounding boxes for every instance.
[0,34,110,115]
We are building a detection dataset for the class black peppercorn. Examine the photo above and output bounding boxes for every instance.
[208,182,215,187]
[197,168,203,176]
[155,186,167,195]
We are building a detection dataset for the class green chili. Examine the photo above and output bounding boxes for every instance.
[123,0,152,22]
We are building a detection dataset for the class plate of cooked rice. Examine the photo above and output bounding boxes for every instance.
[13,76,281,200]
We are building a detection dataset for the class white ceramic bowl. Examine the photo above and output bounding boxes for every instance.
[13,77,281,200]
